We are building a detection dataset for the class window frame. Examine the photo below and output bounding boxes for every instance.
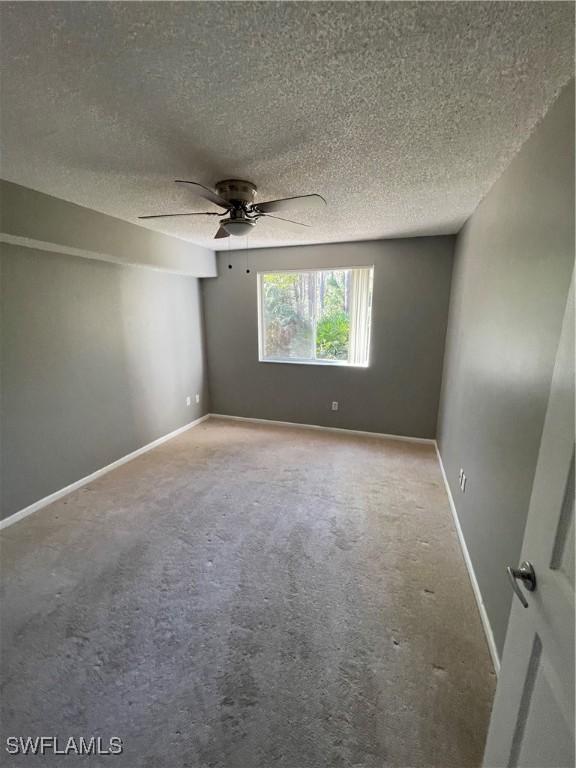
[257,265,374,368]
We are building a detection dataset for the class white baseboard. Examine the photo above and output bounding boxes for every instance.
[435,443,501,676]
[0,414,210,531]
[209,413,436,445]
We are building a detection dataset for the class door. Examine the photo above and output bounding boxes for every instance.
[483,277,575,768]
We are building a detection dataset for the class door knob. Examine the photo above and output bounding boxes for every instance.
[506,561,537,608]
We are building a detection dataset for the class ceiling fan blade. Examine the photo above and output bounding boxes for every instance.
[214,225,230,239]
[261,213,311,228]
[256,193,326,214]
[174,180,229,209]
[138,212,222,219]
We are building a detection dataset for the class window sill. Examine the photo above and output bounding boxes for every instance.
[259,357,369,369]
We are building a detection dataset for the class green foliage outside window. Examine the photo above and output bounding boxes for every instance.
[262,272,314,359]
[262,270,351,362]
[316,311,350,360]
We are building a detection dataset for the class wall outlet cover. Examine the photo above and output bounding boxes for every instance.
[331,401,339,411]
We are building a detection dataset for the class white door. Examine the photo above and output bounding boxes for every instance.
[483,277,575,768]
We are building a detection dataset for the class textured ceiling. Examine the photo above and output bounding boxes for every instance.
[0,2,573,251]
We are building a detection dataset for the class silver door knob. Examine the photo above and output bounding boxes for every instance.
[506,561,537,608]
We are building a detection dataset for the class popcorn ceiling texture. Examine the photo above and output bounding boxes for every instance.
[0,1,573,251]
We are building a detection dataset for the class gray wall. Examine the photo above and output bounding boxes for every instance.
[437,82,575,657]
[1,180,216,277]
[1,244,209,520]
[203,237,454,438]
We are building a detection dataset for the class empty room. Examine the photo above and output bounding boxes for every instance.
[0,2,574,766]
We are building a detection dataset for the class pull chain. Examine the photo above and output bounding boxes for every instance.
[245,234,251,274]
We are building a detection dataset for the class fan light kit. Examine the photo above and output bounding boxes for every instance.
[139,179,326,238]
[221,218,256,237]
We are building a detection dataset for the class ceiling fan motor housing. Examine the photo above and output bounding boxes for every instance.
[215,179,257,206]
[216,179,258,235]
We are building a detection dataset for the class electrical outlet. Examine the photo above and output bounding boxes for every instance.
[459,468,464,484]
[461,474,467,492]
[195,394,200,404]
[186,396,191,407]
[331,401,339,411]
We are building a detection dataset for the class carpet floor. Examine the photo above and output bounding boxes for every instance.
[1,419,495,767]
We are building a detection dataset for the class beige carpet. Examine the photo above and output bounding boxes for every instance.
[1,418,495,767]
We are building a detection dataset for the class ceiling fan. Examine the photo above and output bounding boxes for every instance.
[139,179,326,238]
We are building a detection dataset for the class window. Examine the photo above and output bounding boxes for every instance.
[258,267,373,367]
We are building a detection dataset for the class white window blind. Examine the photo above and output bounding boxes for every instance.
[258,267,373,367]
